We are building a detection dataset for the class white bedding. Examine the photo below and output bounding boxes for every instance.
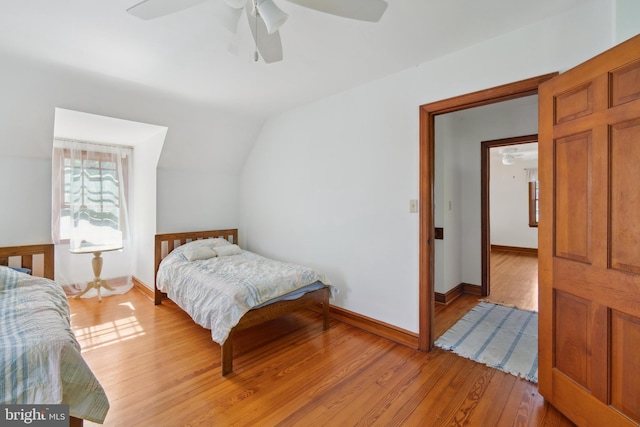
[156,239,335,344]
[0,266,109,423]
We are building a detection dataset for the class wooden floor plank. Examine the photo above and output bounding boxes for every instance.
[457,366,516,426]
[487,249,538,312]
[69,285,573,426]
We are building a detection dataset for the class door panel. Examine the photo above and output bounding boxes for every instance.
[611,310,640,423]
[610,118,640,274]
[539,34,640,426]
[554,291,590,388]
[610,60,640,106]
[554,132,592,263]
[554,82,593,124]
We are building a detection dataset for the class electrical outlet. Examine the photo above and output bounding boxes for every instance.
[409,199,418,213]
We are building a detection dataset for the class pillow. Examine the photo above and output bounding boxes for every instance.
[202,237,233,248]
[9,266,32,275]
[213,244,242,257]
[182,238,232,249]
[183,245,217,261]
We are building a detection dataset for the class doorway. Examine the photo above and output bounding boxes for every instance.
[482,134,538,312]
[417,73,556,351]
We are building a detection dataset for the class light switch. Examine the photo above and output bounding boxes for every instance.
[410,199,418,213]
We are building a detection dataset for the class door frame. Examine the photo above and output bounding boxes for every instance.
[481,133,539,298]
[418,73,556,351]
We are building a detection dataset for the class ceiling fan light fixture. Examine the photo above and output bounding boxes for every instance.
[256,0,288,34]
[502,154,515,165]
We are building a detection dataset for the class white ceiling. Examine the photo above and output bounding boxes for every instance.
[53,108,168,146]
[491,142,539,161]
[0,0,591,118]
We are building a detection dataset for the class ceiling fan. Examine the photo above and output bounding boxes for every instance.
[495,146,538,165]
[127,0,388,63]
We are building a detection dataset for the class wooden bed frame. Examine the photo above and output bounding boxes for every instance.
[0,244,54,280]
[0,244,83,427]
[154,229,331,376]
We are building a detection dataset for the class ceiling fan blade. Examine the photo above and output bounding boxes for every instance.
[127,0,208,20]
[284,0,387,22]
[218,1,244,33]
[246,7,283,63]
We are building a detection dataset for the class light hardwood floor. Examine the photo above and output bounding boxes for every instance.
[485,249,539,312]
[69,286,573,426]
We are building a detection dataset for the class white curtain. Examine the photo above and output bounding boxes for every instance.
[52,139,133,298]
[525,167,538,182]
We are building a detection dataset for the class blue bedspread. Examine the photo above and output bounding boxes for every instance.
[0,266,109,423]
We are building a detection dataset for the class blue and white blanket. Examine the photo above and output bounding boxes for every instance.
[0,266,109,423]
[156,239,335,344]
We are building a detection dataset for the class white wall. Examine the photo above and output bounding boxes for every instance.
[0,52,258,285]
[451,99,539,288]
[240,0,615,333]
[434,114,463,294]
[490,155,539,249]
[0,156,51,245]
[156,169,239,234]
[133,131,166,287]
[616,0,640,43]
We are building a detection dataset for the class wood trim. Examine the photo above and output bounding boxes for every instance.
[435,284,464,305]
[528,180,539,227]
[435,283,482,303]
[462,283,482,295]
[420,74,557,115]
[419,91,436,352]
[313,305,419,348]
[491,245,538,255]
[133,276,154,300]
[0,243,54,280]
[419,73,556,352]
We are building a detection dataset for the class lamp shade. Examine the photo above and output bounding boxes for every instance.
[257,0,288,34]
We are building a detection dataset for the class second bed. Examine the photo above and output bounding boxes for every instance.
[154,229,335,375]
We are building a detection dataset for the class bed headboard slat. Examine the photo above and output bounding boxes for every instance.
[22,255,34,272]
[0,244,54,279]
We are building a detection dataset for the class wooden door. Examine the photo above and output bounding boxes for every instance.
[538,34,640,426]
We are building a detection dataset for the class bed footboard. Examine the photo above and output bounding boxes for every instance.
[221,286,331,375]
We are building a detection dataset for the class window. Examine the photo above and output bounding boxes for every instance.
[528,180,539,227]
[52,140,131,249]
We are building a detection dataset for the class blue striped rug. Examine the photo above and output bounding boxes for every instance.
[435,302,538,383]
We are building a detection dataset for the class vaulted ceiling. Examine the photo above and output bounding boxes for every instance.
[0,0,593,118]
